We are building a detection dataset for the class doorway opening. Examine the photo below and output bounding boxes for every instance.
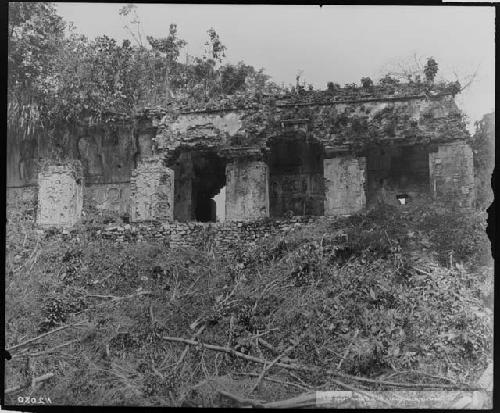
[366,145,430,205]
[172,150,227,222]
[268,135,324,217]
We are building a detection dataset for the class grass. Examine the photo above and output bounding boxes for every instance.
[4,195,493,406]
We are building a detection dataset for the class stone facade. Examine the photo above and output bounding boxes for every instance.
[36,161,83,228]
[225,160,270,221]
[130,157,174,222]
[429,141,475,207]
[25,84,476,226]
[324,156,367,215]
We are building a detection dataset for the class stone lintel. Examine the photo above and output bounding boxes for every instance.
[324,145,351,158]
[221,147,265,163]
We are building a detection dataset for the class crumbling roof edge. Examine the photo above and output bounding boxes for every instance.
[136,91,455,118]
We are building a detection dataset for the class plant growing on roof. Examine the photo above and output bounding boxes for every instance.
[424,57,438,83]
[361,77,374,89]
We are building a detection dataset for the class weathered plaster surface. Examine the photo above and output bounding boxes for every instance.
[429,141,475,207]
[324,156,366,215]
[130,157,174,222]
[156,112,244,154]
[151,93,467,162]
[37,162,83,227]
[84,183,130,214]
[225,160,269,221]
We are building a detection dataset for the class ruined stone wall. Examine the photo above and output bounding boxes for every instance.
[429,141,475,207]
[7,120,137,187]
[92,216,334,253]
[151,93,467,157]
[6,186,38,211]
[9,88,472,222]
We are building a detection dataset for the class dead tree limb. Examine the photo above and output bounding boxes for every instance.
[218,390,266,408]
[7,321,86,352]
[175,325,206,370]
[162,336,479,391]
[250,344,297,393]
[13,339,80,359]
[5,372,54,394]
[232,372,310,391]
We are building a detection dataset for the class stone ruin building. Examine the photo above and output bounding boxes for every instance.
[7,81,475,247]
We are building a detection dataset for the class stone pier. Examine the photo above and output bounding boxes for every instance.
[225,159,269,221]
[130,157,174,222]
[37,161,83,227]
[324,156,366,215]
[429,141,475,207]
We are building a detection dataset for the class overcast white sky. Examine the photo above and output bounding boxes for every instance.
[55,3,495,127]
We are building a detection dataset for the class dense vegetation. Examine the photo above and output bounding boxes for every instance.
[5,197,493,406]
[8,2,281,141]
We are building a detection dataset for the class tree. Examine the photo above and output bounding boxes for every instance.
[361,77,373,89]
[118,4,145,47]
[147,24,187,100]
[423,57,438,83]
[8,2,66,137]
[205,28,226,63]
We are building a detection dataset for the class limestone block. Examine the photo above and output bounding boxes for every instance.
[37,161,83,228]
[130,158,174,222]
[225,160,269,221]
[324,156,366,215]
[429,141,474,207]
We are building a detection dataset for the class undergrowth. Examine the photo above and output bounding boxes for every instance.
[4,197,493,406]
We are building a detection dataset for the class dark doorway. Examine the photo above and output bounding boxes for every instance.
[173,150,226,222]
[268,135,324,217]
[366,145,430,205]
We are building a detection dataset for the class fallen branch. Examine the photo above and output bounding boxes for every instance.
[218,390,266,408]
[73,290,154,316]
[333,372,475,390]
[250,344,297,393]
[389,369,461,384]
[5,372,54,394]
[232,372,310,391]
[112,290,154,302]
[162,336,480,391]
[149,304,156,325]
[219,390,317,409]
[13,339,79,359]
[258,338,279,354]
[175,325,206,370]
[86,294,120,299]
[263,392,319,409]
[7,321,86,352]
